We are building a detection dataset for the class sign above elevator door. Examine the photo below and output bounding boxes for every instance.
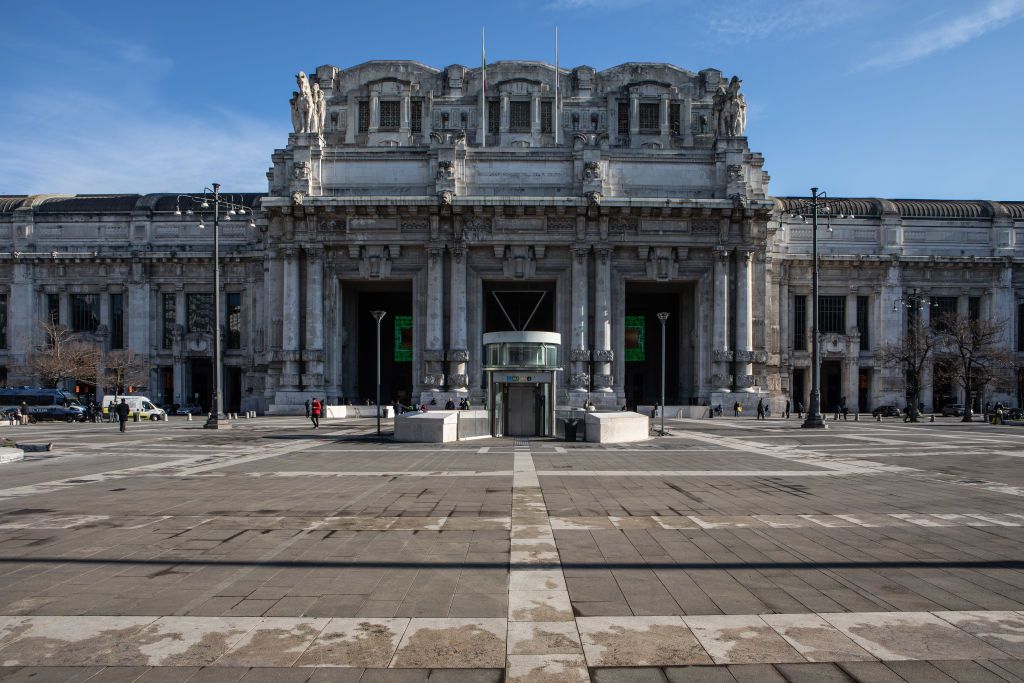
[498,372,553,384]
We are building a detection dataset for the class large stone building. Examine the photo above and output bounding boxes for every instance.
[1,60,1022,426]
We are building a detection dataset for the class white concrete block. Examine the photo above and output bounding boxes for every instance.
[584,411,649,443]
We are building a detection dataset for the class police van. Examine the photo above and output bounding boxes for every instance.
[0,388,87,422]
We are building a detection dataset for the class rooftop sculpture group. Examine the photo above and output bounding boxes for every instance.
[290,71,326,135]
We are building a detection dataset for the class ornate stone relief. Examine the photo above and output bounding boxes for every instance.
[422,373,445,387]
[592,374,615,388]
[693,219,719,234]
[609,216,638,234]
[438,190,453,209]
[734,374,755,388]
[593,349,614,362]
[643,246,678,281]
[348,244,398,279]
[436,160,456,180]
[447,349,470,362]
[568,348,591,362]
[400,217,428,231]
[712,373,733,388]
[547,217,575,232]
[582,161,603,183]
[712,349,733,362]
[448,374,469,388]
[570,372,590,388]
[496,244,543,279]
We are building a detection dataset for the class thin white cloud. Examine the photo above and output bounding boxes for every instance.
[855,0,1024,71]
[709,0,865,39]
[0,88,278,194]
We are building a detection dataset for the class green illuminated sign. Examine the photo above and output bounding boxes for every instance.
[394,315,413,361]
[625,315,645,362]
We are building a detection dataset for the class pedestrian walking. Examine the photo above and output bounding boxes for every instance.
[116,399,130,433]
[733,400,741,417]
[796,401,803,419]
[841,397,849,421]
[784,399,791,419]
[310,398,321,428]
[459,397,470,410]
[304,399,311,418]
[756,398,765,420]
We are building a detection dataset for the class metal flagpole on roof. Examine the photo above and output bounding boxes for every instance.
[481,27,486,148]
[554,27,559,145]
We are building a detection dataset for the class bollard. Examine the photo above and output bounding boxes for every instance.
[133,412,140,422]
[187,413,192,421]
[930,414,935,423]
[854,412,859,421]
[876,414,881,422]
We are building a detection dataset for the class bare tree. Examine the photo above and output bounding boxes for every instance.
[103,349,149,395]
[933,313,1017,422]
[26,319,100,389]
[876,312,940,422]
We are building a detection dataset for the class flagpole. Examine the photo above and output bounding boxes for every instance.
[554,27,559,145]
[480,27,486,148]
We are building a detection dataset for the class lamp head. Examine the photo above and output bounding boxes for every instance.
[656,312,670,322]
[370,310,386,323]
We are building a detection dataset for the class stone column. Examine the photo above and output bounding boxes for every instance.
[735,250,754,390]
[778,269,790,389]
[593,247,613,393]
[712,248,730,389]
[531,94,541,136]
[570,246,590,395]
[174,289,186,405]
[304,249,324,390]
[8,264,33,385]
[845,293,860,411]
[325,269,342,403]
[424,247,445,392]
[369,92,380,132]
[660,94,669,134]
[919,298,933,412]
[500,95,509,133]
[281,248,300,390]
[448,246,469,394]
[629,94,639,137]
[400,94,410,134]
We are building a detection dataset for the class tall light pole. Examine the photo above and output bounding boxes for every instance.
[781,189,851,430]
[656,311,670,436]
[175,185,255,430]
[370,310,386,435]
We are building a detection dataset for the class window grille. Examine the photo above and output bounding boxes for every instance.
[818,296,845,334]
[509,101,531,132]
[70,294,99,333]
[540,100,552,133]
[410,101,422,133]
[857,296,870,350]
[110,293,124,349]
[187,293,213,334]
[638,102,659,132]
[226,292,241,350]
[162,293,175,350]
[0,294,6,350]
[793,295,806,350]
[617,101,629,135]
[488,100,499,134]
[379,100,400,130]
[358,101,369,132]
[670,102,681,134]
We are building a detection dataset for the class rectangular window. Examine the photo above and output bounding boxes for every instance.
[969,296,981,322]
[70,294,99,333]
[162,293,176,350]
[509,100,531,132]
[617,101,629,135]
[226,292,241,350]
[187,293,213,334]
[793,295,806,350]
[410,100,422,133]
[47,293,60,325]
[540,100,552,133]
[110,293,124,349]
[358,100,369,132]
[638,102,659,132]
[669,102,681,134]
[931,296,958,331]
[1018,302,1024,352]
[379,100,400,129]
[857,296,870,350]
[818,296,846,334]
[0,293,7,350]
[488,100,500,134]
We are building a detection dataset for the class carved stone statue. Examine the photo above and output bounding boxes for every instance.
[436,160,455,180]
[718,76,747,137]
[289,91,302,133]
[293,71,315,134]
[312,82,326,134]
[438,190,453,208]
[582,161,602,183]
[585,191,602,208]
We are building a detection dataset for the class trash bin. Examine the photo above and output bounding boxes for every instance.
[564,418,580,442]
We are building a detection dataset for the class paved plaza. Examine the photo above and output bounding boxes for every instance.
[1,416,1024,681]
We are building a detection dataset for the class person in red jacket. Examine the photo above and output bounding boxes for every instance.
[310,398,321,429]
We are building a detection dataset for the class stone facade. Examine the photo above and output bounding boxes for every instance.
[1,60,1022,413]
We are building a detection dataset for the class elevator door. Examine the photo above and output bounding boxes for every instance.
[506,385,536,437]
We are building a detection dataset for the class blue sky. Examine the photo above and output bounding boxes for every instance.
[2,0,1022,199]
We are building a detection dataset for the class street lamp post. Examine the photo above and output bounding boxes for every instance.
[781,188,852,430]
[175,185,256,430]
[893,289,932,423]
[656,312,670,436]
[370,310,386,436]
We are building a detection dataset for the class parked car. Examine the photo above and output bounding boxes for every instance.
[175,404,203,416]
[871,405,901,418]
[941,403,964,417]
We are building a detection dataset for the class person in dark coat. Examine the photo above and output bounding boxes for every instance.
[756,398,765,420]
[784,399,791,419]
[304,399,311,418]
[116,399,130,433]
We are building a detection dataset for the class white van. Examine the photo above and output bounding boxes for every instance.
[102,395,167,421]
